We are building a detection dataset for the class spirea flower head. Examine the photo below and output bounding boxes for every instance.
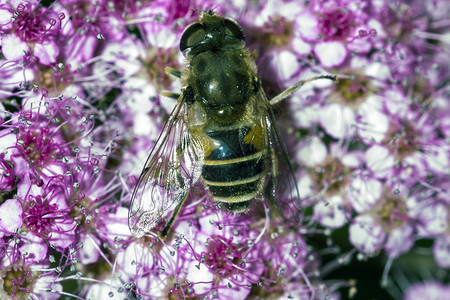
[0,259,64,300]
[405,281,450,300]
[114,191,321,299]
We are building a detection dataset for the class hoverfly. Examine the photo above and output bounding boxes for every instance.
[129,11,336,238]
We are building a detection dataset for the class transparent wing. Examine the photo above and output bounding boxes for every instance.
[256,87,302,224]
[128,97,202,237]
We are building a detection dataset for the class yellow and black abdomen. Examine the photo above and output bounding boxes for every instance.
[201,126,265,213]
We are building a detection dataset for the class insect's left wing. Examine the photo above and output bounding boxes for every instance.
[257,87,302,225]
[128,97,202,237]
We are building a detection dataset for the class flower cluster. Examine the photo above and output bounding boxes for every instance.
[0,0,448,299]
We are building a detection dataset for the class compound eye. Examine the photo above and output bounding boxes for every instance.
[180,23,205,52]
[223,19,245,41]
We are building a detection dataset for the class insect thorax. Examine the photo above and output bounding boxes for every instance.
[186,49,257,124]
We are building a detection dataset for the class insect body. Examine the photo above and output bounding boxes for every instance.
[129,12,312,238]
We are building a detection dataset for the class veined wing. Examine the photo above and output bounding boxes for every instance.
[256,87,302,224]
[128,96,202,237]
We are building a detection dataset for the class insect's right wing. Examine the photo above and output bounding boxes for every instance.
[128,96,202,237]
[256,87,302,225]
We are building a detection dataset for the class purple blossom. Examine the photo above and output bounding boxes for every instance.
[0,260,63,299]
[433,234,450,268]
[405,281,450,300]
[15,174,76,260]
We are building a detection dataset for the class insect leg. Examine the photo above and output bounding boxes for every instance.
[161,91,182,99]
[161,67,183,100]
[265,149,284,217]
[164,66,182,79]
[160,192,189,238]
[269,74,339,106]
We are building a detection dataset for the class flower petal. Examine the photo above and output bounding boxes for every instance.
[314,41,347,67]
[0,198,23,236]
[1,34,30,60]
[350,215,386,255]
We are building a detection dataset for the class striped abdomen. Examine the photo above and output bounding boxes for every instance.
[201,127,265,212]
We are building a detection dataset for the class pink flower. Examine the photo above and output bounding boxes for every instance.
[405,281,450,300]
[433,235,450,268]
[17,174,76,258]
